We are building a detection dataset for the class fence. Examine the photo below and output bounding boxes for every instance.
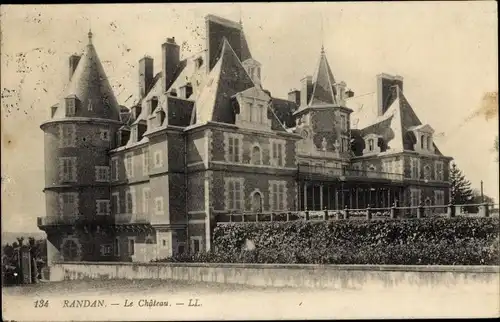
[215,203,499,223]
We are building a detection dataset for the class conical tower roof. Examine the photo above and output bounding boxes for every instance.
[309,47,337,106]
[52,31,121,121]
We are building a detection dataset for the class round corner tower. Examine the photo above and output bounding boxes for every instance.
[39,31,123,263]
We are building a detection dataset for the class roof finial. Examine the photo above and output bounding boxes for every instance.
[239,4,243,27]
[320,13,325,54]
[88,28,93,44]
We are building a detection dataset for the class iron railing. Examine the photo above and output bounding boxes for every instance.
[298,164,404,181]
[215,203,498,223]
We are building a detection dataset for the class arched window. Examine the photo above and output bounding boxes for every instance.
[251,145,261,165]
[427,136,432,150]
[251,191,263,212]
[62,239,79,260]
[421,134,425,149]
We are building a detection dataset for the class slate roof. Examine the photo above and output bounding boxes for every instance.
[354,86,444,156]
[309,48,337,106]
[52,31,121,121]
[195,38,255,124]
[294,48,338,115]
[270,97,298,128]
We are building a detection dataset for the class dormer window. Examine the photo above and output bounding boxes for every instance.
[65,97,76,116]
[410,124,435,153]
[195,57,203,69]
[362,133,382,155]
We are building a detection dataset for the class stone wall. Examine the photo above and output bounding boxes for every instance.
[49,262,499,292]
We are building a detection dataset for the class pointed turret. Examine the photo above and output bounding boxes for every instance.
[52,31,121,121]
[309,48,337,106]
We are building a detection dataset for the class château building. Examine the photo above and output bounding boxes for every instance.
[38,14,452,263]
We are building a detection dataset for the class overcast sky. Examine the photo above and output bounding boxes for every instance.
[1,3,498,232]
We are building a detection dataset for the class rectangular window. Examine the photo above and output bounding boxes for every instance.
[154,151,163,168]
[95,166,110,182]
[114,238,120,256]
[271,139,285,167]
[434,190,445,205]
[225,133,243,163]
[225,178,244,211]
[111,158,119,181]
[410,157,420,179]
[410,188,421,207]
[59,192,78,216]
[125,189,135,213]
[100,244,112,256]
[100,129,110,141]
[434,161,444,181]
[66,99,76,116]
[128,238,135,255]
[143,188,150,213]
[125,153,133,178]
[96,200,110,215]
[270,181,287,211]
[143,149,149,175]
[228,137,240,162]
[190,237,202,254]
[155,197,164,214]
[60,157,77,182]
[340,114,347,131]
[111,192,120,214]
[60,124,76,147]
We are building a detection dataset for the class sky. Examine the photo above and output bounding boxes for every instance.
[1,2,498,233]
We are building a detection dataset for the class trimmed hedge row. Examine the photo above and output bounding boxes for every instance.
[156,217,500,265]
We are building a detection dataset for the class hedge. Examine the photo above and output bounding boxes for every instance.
[155,217,500,265]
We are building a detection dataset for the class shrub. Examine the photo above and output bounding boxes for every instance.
[155,217,500,265]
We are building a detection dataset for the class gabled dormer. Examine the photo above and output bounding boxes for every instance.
[409,124,435,153]
[233,86,272,131]
[362,133,382,155]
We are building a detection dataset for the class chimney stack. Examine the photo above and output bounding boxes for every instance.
[179,83,193,99]
[376,74,404,116]
[300,76,313,107]
[139,56,154,98]
[288,89,301,106]
[162,37,180,93]
[69,55,81,80]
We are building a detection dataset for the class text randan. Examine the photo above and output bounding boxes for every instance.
[63,300,105,308]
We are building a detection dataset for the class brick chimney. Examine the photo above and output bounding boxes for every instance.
[69,54,81,80]
[288,89,301,106]
[139,56,154,98]
[377,74,404,116]
[161,37,180,92]
[300,76,313,107]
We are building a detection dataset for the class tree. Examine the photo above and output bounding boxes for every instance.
[472,189,495,204]
[449,162,474,205]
